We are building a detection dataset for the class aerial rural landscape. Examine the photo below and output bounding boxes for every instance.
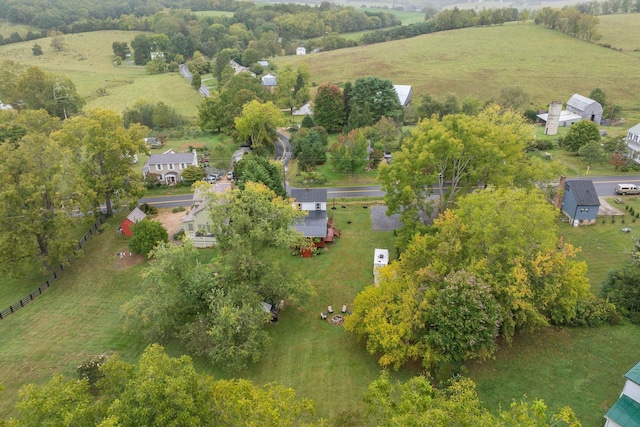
[1,0,640,425]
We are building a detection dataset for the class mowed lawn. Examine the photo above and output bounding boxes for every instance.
[0,204,412,422]
[274,21,640,109]
[0,31,203,116]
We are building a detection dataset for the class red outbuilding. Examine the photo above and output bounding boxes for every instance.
[119,207,147,237]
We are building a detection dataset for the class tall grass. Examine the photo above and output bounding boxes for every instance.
[275,22,640,110]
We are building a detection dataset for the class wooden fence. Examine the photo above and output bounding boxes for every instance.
[0,215,106,320]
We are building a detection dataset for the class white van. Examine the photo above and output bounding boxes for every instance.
[615,184,640,195]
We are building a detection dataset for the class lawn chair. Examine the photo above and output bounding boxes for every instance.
[341,305,347,313]
[328,305,333,313]
[321,312,327,320]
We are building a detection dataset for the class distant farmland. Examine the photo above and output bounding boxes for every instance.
[274,21,640,111]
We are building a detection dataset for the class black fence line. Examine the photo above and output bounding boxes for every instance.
[0,215,106,320]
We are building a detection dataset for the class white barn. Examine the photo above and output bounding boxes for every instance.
[566,93,603,124]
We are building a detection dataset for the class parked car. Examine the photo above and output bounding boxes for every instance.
[226,171,234,180]
[615,184,640,195]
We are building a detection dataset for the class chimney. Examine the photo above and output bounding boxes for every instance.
[555,176,566,210]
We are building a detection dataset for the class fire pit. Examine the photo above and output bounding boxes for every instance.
[330,315,344,325]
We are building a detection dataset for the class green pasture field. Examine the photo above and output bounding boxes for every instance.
[274,22,640,110]
[597,13,640,54]
[192,10,235,18]
[0,20,41,38]
[0,31,202,117]
[365,8,426,25]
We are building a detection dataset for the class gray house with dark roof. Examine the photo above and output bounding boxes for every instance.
[566,94,603,125]
[291,188,327,238]
[561,179,600,225]
[142,149,198,185]
[605,361,640,427]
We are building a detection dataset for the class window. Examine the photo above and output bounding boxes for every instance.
[297,203,302,209]
[315,202,321,211]
[155,164,162,171]
[158,175,163,180]
[188,224,193,232]
[168,163,175,170]
[180,163,186,169]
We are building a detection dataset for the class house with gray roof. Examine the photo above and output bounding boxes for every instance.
[625,123,640,164]
[261,72,277,91]
[142,149,198,185]
[561,179,600,225]
[605,361,640,427]
[291,188,328,238]
[566,94,603,125]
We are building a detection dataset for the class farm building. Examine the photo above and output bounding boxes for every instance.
[393,85,413,107]
[604,361,640,427]
[296,47,306,55]
[119,207,146,237]
[373,249,389,285]
[261,72,277,91]
[561,179,600,225]
[536,110,583,128]
[625,123,640,164]
[566,93,603,124]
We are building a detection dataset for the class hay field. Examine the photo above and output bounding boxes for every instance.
[0,31,203,116]
[274,21,640,110]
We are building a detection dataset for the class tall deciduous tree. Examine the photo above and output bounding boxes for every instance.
[349,76,401,124]
[0,133,81,274]
[313,83,345,132]
[329,128,370,175]
[561,120,601,152]
[123,183,311,371]
[198,93,226,133]
[54,108,148,216]
[379,105,559,242]
[346,188,592,371]
[234,100,285,150]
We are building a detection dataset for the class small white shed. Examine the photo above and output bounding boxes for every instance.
[373,248,389,285]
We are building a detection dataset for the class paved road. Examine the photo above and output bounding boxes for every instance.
[275,130,292,166]
[139,176,640,208]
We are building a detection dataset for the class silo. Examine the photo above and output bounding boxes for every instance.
[544,101,562,135]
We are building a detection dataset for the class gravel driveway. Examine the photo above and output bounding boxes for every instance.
[370,205,402,231]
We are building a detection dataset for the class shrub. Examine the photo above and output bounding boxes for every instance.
[569,296,622,327]
[140,203,158,215]
[173,229,185,240]
[97,223,110,233]
[601,262,640,324]
[172,206,186,213]
[129,220,168,257]
[77,354,108,392]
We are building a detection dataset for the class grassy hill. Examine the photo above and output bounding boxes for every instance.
[597,13,640,54]
[274,21,640,112]
[0,31,203,116]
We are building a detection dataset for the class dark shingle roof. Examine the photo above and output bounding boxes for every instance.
[293,210,327,237]
[605,394,640,427]
[291,188,327,203]
[566,180,600,206]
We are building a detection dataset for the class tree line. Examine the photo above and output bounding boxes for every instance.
[2,343,582,426]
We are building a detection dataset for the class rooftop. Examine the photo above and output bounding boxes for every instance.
[291,188,327,203]
[566,180,600,206]
[605,394,640,427]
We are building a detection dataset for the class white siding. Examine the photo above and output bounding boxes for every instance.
[622,379,640,402]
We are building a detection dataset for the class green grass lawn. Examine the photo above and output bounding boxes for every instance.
[0,204,411,422]
[0,19,41,38]
[274,21,640,110]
